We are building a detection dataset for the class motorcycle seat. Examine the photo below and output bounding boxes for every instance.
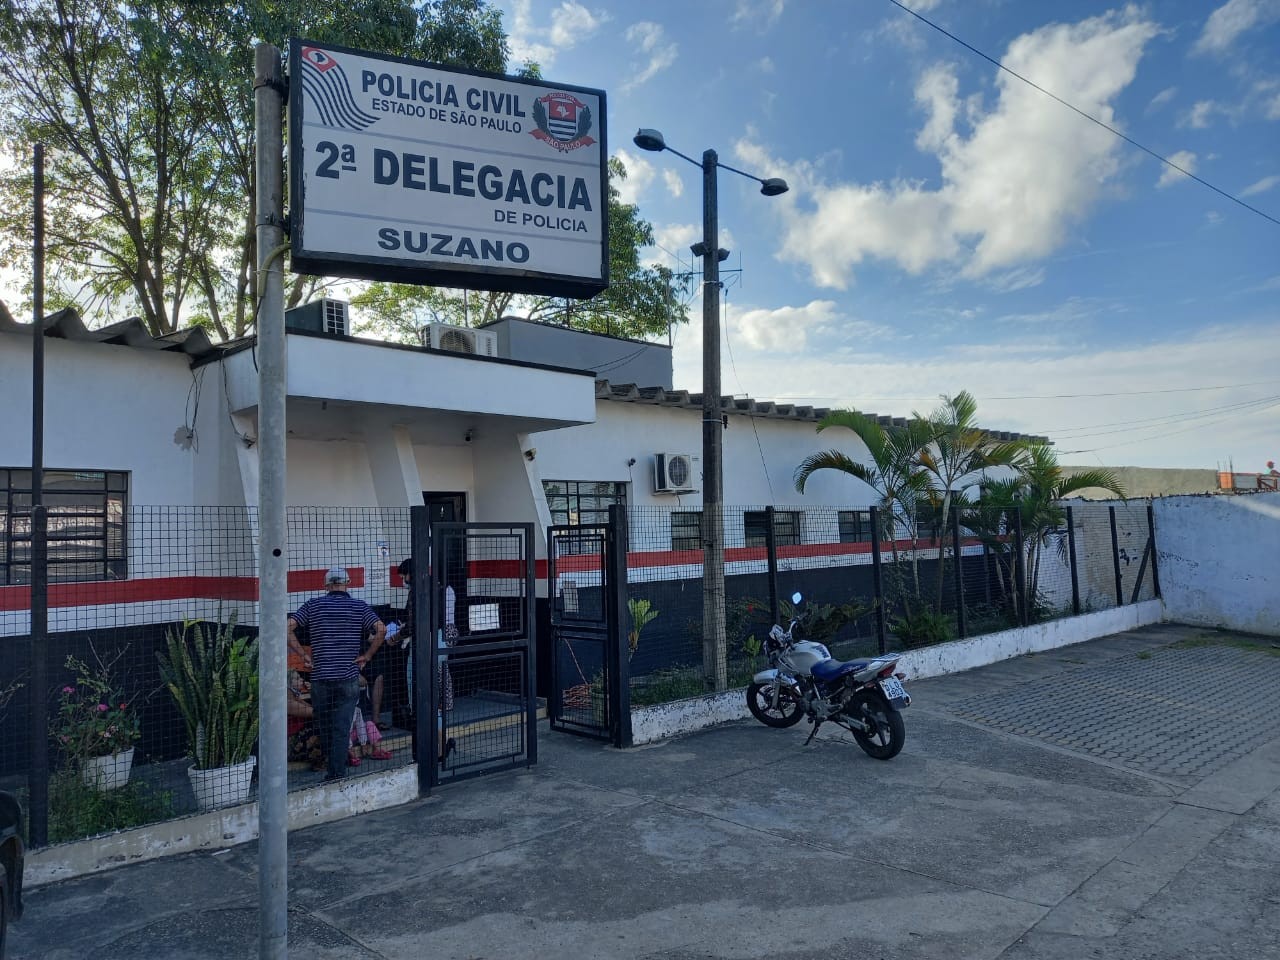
[810,658,871,682]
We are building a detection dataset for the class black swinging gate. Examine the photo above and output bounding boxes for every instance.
[410,508,538,792]
[547,505,630,747]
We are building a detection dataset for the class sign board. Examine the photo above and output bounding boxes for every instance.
[288,39,608,298]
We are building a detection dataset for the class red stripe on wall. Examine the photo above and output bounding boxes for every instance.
[0,540,981,612]
[0,567,364,612]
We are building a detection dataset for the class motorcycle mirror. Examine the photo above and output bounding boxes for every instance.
[791,592,802,604]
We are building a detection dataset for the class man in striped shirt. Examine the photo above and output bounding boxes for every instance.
[288,566,386,781]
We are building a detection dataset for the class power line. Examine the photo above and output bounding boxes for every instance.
[885,0,1280,228]
[1046,394,1280,440]
[1057,397,1280,453]
[769,379,1280,403]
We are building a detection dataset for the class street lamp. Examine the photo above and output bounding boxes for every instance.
[633,128,789,690]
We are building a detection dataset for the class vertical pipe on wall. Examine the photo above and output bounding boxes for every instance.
[253,44,288,960]
[869,506,887,655]
[1109,506,1124,607]
[1066,506,1081,616]
[28,143,49,848]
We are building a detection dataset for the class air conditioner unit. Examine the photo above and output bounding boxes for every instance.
[654,453,698,493]
[421,323,499,357]
[285,298,349,336]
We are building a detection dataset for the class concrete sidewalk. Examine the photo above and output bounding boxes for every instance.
[12,622,1280,959]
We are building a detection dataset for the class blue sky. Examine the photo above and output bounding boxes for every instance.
[497,0,1280,470]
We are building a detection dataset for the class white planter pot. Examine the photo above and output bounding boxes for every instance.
[187,756,256,812]
[81,747,134,791]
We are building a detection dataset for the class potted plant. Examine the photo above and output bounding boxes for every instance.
[51,655,141,792]
[158,615,259,812]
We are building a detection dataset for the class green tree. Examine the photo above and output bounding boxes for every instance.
[793,409,934,602]
[0,0,510,339]
[350,156,687,341]
[913,391,1026,613]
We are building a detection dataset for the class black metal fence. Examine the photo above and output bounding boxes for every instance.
[625,500,1159,705]
[2,505,415,846]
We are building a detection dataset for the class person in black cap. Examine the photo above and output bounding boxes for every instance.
[288,565,386,781]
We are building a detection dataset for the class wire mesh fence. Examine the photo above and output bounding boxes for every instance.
[2,505,415,846]
[624,500,1159,706]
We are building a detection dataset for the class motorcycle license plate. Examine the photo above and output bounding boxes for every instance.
[879,677,907,702]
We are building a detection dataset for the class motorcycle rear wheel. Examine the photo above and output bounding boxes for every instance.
[746,681,804,728]
[847,691,905,760]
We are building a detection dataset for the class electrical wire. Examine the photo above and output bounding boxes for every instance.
[1040,393,1280,438]
[885,0,1280,228]
[721,285,776,502]
[769,378,1280,403]
[1057,396,1280,453]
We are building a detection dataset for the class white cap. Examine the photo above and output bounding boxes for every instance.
[325,566,350,584]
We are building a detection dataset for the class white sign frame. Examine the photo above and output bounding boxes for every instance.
[288,39,609,298]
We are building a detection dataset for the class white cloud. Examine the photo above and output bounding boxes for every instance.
[1147,86,1177,112]
[506,1,607,68]
[1157,151,1198,188]
[732,0,787,28]
[730,300,840,353]
[757,57,776,74]
[672,312,1280,469]
[985,266,1047,293]
[1241,174,1280,196]
[623,22,678,91]
[1180,99,1223,128]
[662,169,685,198]
[740,9,1160,289]
[612,149,655,206]
[1194,0,1280,56]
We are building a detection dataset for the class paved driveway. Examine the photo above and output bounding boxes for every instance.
[11,622,1280,959]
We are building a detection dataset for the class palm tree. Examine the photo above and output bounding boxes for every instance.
[966,443,1124,620]
[794,409,933,602]
[913,391,1027,613]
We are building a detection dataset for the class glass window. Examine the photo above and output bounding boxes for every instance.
[1,468,129,585]
[671,511,702,551]
[743,510,801,548]
[838,510,873,544]
[542,480,627,528]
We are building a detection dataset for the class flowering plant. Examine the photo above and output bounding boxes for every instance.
[51,655,141,759]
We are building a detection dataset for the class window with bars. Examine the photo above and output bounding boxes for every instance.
[542,481,627,528]
[671,511,702,551]
[1,468,129,585]
[838,509,874,544]
[743,510,801,548]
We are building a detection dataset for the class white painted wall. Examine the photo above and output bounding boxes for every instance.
[416,443,475,495]
[286,438,378,505]
[1155,492,1280,636]
[528,401,879,509]
[0,333,199,504]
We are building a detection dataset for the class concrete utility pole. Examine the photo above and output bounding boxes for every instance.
[631,129,788,691]
[254,42,288,960]
[698,149,728,690]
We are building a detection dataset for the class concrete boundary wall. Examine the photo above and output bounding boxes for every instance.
[26,765,419,888]
[631,599,1165,745]
[1154,492,1279,636]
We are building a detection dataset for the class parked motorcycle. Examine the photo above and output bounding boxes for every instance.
[746,593,910,759]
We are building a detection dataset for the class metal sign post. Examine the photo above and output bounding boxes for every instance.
[254,43,288,960]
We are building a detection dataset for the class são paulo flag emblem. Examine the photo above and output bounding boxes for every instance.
[531,92,595,152]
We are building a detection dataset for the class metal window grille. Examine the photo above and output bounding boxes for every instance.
[1,467,129,585]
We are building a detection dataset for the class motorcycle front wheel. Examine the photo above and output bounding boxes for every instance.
[746,681,804,728]
[847,690,905,760]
